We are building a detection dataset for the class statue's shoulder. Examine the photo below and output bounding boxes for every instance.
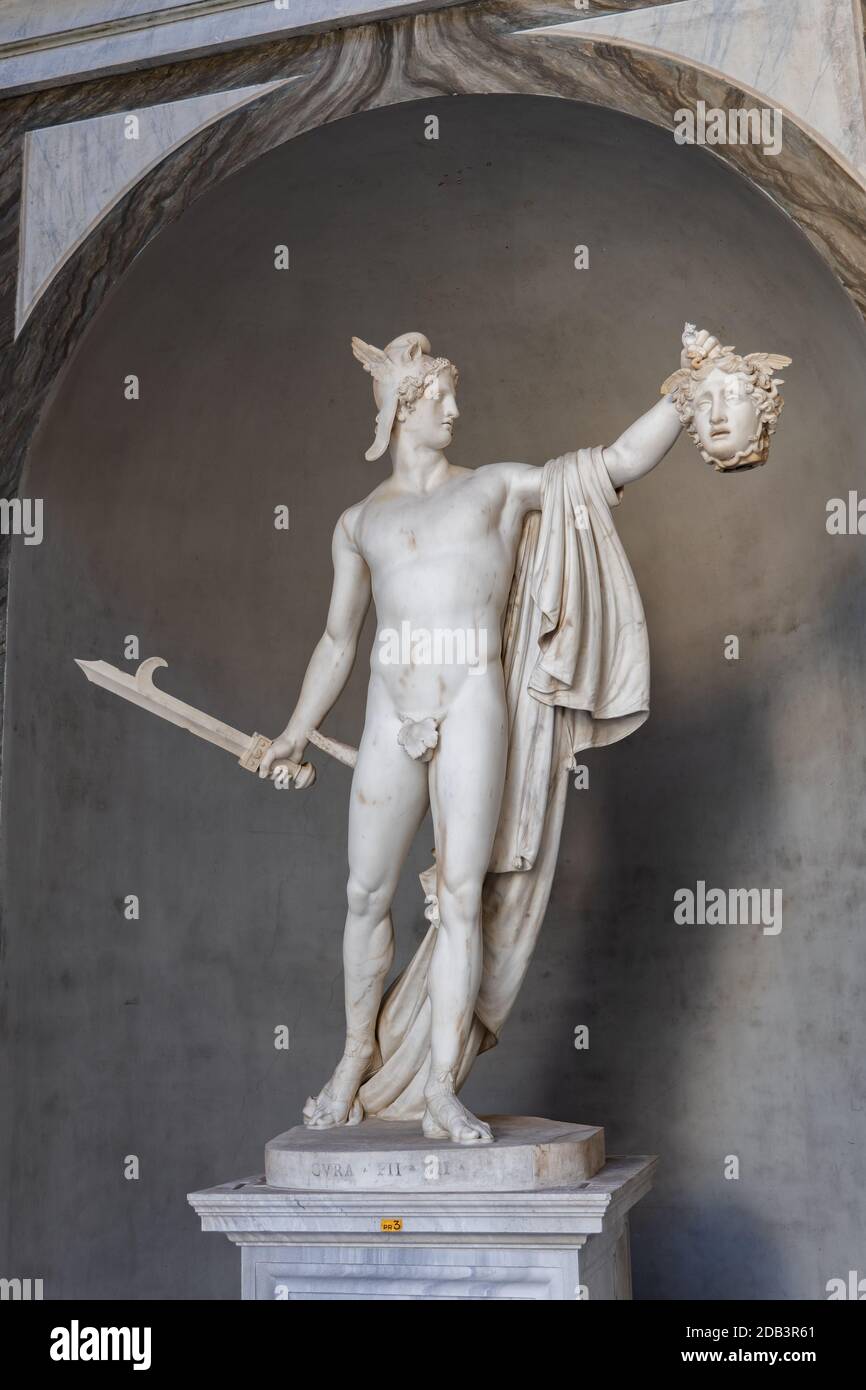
[336,484,389,554]
[334,496,369,551]
[477,459,540,505]
[474,459,529,485]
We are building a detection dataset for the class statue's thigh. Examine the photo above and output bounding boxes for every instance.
[347,712,429,891]
[430,686,508,884]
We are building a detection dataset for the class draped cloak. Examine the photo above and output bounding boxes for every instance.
[357,447,650,1120]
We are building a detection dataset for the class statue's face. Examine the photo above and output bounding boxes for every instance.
[399,366,459,451]
[691,366,760,463]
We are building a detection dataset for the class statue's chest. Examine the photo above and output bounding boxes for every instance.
[361,490,497,569]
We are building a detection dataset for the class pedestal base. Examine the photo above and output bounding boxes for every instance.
[188,1154,656,1300]
[265,1115,605,1192]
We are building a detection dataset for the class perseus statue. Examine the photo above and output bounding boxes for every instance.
[255,323,790,1146]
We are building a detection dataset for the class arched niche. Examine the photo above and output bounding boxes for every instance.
[3,82,865,1300]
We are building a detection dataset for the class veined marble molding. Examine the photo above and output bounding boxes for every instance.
[0,0,468,94]
[519,0,866,178]
[16,79,297,333]
[13,1,866,342]
[3,1,865,183]
[4,0,866,484]
[5,0,866,477]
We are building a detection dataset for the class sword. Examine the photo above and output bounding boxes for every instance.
[75,656,358,789]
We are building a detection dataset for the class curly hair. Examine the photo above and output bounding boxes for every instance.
[395,360,459,422]
[671,348,788,471]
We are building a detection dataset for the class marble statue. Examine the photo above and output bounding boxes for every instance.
[254,323,791,1145]
[78,322,791,1150]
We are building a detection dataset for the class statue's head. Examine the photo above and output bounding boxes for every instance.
[351,332,459,460]
[662,325,792,471]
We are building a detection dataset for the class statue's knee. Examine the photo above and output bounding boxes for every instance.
[436,874,483,926]
[346,874,390,922]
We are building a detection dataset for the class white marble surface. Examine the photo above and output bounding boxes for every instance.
[0,0,465,94]
[14,2,866,339]
[0,0,179,39]
[5,0,865,182]
[14,2,866,341]
[190,1155,656,1235]
[189,1155,655,1298]
[265,1115,606,1191]
[17,79,296,334]
[523,0,866,176]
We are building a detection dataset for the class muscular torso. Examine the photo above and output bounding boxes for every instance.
[350,463,534,715]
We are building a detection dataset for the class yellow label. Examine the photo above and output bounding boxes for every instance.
[380,1218,403,1232]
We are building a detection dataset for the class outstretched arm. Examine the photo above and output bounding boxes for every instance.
[603,329,720,488]
[602,393,683,488]
[498,395,684,513]
[260,510,371,776]
[504,330,720,508]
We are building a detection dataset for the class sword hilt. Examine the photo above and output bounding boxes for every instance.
[240,733,317,788]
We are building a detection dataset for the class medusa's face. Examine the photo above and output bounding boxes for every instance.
[691,367,761,463]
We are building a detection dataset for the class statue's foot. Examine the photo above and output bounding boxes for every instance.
[302,1092,364,1128]
[302,1049,370,1128]
[422,1089,494,1145]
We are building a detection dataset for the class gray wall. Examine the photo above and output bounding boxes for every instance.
[2,95,864,1300]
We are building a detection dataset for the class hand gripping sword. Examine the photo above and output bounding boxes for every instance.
[75,656,358,789]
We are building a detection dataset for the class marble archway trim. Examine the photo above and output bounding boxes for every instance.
[19,0,866,341]
[3,0,866,757]
[521,0,866,179]
[6,0,866,498]
[0,0,469,96]
[16,77,300,335]
[20,4,864,342]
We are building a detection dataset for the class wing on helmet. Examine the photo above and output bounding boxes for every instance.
[351,337,391,381]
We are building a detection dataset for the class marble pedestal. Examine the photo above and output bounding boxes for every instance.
[265,1115,605,1191]
[188,1153,657,1300]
